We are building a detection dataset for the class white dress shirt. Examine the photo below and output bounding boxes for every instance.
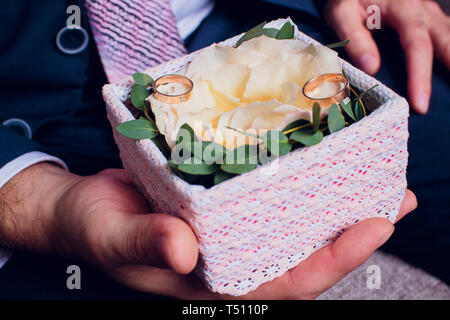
[0,0,215,269]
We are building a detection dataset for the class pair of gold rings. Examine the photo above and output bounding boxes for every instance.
[152,73,349,108]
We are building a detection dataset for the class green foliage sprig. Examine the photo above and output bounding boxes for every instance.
[235,21,350,51]
[117,73,170,157]
[235,21,295,47]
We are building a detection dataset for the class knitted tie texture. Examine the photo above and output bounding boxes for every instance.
[85,0,187,82]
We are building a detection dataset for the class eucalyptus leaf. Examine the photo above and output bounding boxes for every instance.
[354,100,364,121]
[221,163,257,175]
[327,103,346,133]
[325,39,350,49]
[176,123,197,145]
[340,99,356,121]
[313,102,321,132]
[264,130,292,157]
[130,84,151,111]
[221,145,258,174]
[178,157,219,175]
[249,21,266,31]
[187,141,227,164]
[214,170,235,185]
[202,142,227,164]
[170,124,198,163]
[116,117,159,140]
[276,22,294,39]
[282,119,310,133]
[132,73,154,86]
[235,28,279,47]
[290,127,323,146]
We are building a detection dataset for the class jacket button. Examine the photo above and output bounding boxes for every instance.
[55,26,89,55]
[3,118,33,139]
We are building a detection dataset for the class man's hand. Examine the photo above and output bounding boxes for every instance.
[324,0,450,114]
[0,164,417,299]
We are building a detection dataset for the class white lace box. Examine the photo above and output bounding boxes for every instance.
[102,18,409,296]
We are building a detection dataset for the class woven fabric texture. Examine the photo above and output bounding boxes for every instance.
[102,18,409,296]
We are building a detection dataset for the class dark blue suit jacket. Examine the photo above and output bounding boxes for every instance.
[0,0,323,174]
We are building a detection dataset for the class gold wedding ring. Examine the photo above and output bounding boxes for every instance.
[152,74,193,104]
[302,73,350,108]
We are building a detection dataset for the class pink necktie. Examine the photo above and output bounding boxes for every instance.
[85,0,187,82]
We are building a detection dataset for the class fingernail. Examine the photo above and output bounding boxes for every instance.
[417,93,430,114]
[358,53,377,74]
[377,227,394,248]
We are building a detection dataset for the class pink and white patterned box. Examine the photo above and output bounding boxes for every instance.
[102,18,409,296]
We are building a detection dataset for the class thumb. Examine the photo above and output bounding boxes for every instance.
[286,217,394,296]
[325,0,381,74]
[106,213,199,274]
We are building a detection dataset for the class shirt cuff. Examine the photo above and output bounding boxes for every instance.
[0,151,68,189]
[0,151,69,269]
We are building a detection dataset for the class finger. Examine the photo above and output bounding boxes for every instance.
[424,1,450,70]
[280,217,394,298]
[386,1,433,114]
[103,213,199,274]
[395,189,417,223]
[325,0,381,74]
[107,266,219,299]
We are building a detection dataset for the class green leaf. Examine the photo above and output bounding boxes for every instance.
[221,163,257,175]
[290,127,323,146]
[327,103,346,133]
[249,21,266,32]
[235,28,279,47]
[354,100,364,121]
[116,117,159,140]
[340,99,356,121]
[325,39,350,49]
[221,145,258,174]
[282,119,310,133]
[178,157,218,175]
[132,73,154,86]
[187,141,227,164]
[202,142,227,164]
[130,84,151,111]
[176,123,196,145]
[264,130,292,157]
[214,170,235,185]
[276,22,294,39]
[313,102,321,132]
[352,84,379,102]
[172,124,197,163]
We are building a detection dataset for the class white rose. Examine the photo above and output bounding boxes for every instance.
[149,36,342,149]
